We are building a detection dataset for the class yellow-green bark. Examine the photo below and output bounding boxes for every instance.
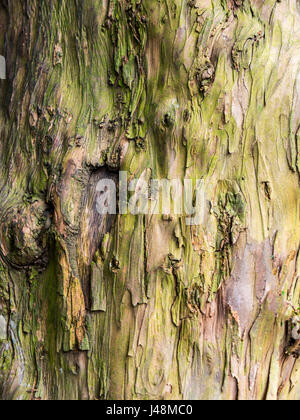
[0,0,299,400]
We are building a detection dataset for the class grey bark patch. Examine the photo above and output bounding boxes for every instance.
[225,239,255,334]
[0,315,7,340]
[81,168,118,264]
[0,55,6,79]
[225,237,277,335]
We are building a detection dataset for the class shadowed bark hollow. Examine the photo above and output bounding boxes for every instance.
[0,0,300,400]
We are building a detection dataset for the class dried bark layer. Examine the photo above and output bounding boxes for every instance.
[0,0,299,400]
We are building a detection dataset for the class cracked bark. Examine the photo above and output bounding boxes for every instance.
[0,0,300,400]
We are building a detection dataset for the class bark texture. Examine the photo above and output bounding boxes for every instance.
[0,0,300,400]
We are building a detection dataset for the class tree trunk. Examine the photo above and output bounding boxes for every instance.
[0,0,299,400]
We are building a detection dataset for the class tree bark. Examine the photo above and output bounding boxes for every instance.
[0,0,300,400]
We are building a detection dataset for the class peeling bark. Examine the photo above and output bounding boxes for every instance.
[0,0,300,400]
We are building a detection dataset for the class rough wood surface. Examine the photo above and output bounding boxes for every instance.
[0,0,299,400]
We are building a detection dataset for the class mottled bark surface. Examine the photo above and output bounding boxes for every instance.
[0,0,300,400]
